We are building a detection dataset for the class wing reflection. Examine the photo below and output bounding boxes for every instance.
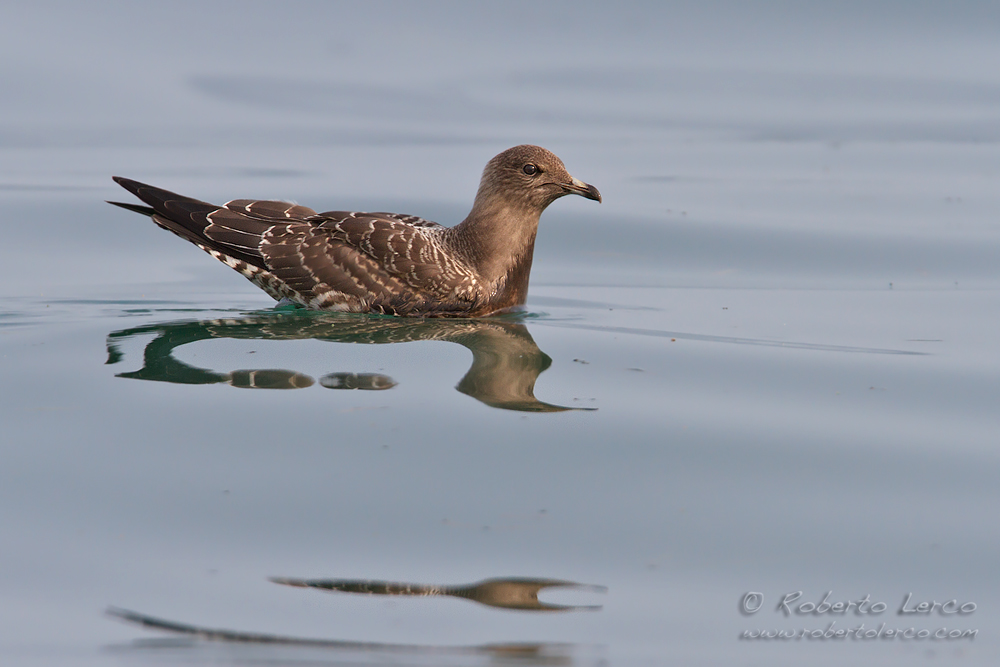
[107,607,597,665]
[270,576,606,612]
[106,311,582,412]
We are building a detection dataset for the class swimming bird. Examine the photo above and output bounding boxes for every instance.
[109,145,600,317]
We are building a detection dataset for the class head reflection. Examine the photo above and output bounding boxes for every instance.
[106,311,585,412]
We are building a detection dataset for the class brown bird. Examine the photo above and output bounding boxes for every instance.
[109,145,601,317]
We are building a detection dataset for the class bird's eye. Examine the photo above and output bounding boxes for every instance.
[523,164,538,176]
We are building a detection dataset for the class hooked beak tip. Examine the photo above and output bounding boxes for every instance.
[567,177,602,203]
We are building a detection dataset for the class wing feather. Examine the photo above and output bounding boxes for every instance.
[113,178,479,315]
[225,199,317,219]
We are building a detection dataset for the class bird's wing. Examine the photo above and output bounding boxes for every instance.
[312,210,444,229]
[306,213,470,290]
[110,177,478,314]
[202,207,478,314]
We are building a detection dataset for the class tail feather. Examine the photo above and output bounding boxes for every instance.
[106,200,155,217]
[111,176,217,224]
[111,176,243,256]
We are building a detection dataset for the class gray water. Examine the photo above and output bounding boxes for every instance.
[2,2,1000,665]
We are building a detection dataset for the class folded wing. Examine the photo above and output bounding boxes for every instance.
[112,178,479,315]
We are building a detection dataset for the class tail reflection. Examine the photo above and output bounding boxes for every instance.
[106,311,582,412]
[270,576,606,612]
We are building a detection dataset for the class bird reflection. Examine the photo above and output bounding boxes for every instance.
[105,311,582,412]
[270,576,606,612]
[107,607,594,665]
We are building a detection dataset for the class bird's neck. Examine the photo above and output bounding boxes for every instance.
[453,201,541,293]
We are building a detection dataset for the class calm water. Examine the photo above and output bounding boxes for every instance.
[3,2,1000,665]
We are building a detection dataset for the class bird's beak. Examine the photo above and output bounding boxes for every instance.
[562,176,602,203]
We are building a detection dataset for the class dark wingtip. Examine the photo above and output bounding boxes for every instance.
[111,175,145,195]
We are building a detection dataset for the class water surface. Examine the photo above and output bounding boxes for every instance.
[2,2,1000,665]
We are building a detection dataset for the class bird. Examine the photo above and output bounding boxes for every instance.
[109,145,601,317]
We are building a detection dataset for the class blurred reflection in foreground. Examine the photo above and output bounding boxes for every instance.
[106,311,584,412]
[270,576,606,611]
[107,607,600,665]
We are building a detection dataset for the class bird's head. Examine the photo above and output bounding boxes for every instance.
[475,145,601,215]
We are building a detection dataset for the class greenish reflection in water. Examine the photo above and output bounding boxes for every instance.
[106,311,582,413]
